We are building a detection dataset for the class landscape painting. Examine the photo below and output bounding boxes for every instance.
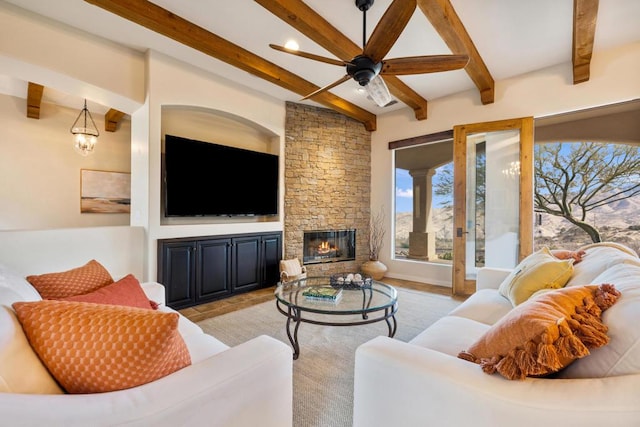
[81,169,131,213]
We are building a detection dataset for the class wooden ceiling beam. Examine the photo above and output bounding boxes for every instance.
[255,0,428,121]
[572,0,599,84]
[26,82,44,119]
[84,0,376,131]
[105,108,125,132]
[417,0,495,105]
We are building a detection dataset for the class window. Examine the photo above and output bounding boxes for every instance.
[393,139,454,263]
[534,141,640,253]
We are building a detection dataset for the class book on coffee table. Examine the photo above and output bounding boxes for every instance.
[302,286,343,303]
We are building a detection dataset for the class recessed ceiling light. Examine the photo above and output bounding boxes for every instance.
[284,40,299,51]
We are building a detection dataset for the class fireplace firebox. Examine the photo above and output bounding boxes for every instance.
[303,229,356,265]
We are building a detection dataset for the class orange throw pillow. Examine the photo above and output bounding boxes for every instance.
[458,284,620,380]
[26,260,114,299]
[13,300,191,394]
[59,274,158,310]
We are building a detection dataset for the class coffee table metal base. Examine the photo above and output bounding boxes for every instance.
[276,299,398,360]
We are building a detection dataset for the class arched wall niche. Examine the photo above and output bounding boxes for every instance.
[161,104,279,154]
[159,104,282,226]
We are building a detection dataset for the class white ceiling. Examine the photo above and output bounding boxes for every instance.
[3,0,640,117]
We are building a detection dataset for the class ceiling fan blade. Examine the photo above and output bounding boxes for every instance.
[269,44,348,67]
[381,55,469,75]
[364,0,416,63]
[301,75,352,101]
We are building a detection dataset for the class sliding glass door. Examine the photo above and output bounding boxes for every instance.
[452,117,534,296]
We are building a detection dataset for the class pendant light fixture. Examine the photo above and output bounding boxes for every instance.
[70,99,99,156]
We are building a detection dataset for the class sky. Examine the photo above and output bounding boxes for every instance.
[395,166,451,213]
[395,169,413,212]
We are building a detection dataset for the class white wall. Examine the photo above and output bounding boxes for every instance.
[0,93,131,230]
[373,42,640,286]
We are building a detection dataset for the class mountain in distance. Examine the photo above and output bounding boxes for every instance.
[395,195,640,254]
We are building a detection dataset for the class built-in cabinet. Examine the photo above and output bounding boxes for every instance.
[158,232,282,309]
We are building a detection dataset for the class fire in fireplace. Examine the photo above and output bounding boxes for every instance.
[303,229,356,265]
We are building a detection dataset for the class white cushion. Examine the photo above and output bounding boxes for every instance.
[409,315,489,357]
[559,262,640,378]
[0,288,63,394]
[156,305,229,363]
[567,243,640,287]
[448,289,513,325]
[182,333,230,364]
[0,263,42,301]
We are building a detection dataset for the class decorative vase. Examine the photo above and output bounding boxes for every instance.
[361,260,388,280]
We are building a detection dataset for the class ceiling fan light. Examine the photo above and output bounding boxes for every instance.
[366,75,392,107]
[284,40,299,50]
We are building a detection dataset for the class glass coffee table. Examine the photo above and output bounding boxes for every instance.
[274,276,398,359]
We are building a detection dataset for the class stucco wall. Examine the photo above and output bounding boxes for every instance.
[0,93,131,230]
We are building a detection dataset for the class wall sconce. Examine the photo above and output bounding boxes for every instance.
[70,99,99,156]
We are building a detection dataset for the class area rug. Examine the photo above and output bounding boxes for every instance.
[197,287,461,427]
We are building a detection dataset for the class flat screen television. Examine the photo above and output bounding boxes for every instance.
[164,134,279,217]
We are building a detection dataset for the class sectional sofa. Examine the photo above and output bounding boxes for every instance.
[0,226,293,427]
[354,242,640,426]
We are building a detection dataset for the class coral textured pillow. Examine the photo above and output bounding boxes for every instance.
[458,284,620,380]
[12,300,191,394]
[498,247,574,306]
[59,274,158,310]
[26,260,114,299]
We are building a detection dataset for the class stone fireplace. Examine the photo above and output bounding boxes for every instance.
[303,229,356,265]
[283,102,371,276]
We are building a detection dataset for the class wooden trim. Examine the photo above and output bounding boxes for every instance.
[417,0,495,105]
[27,82,44,119]
[85,0,377,131]
[105,108,125,132]
[451,117,534,296]
[572,0,599,84]
[255,0,429,121]
[388,129,453,150]
[518,117,535,261]
[452,124,467,296]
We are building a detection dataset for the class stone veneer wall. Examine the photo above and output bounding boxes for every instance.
[284,102,371,276]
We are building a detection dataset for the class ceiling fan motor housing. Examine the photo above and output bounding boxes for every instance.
[347,55,382,86]
[356,0,374,12]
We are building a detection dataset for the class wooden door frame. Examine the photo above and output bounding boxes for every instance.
[452,117,534,296]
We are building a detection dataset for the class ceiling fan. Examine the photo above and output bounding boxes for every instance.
[269,0,470,107]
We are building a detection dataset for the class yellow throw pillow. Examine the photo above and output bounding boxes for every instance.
[458,284,620,380]
[498,247,574,306]
[26,260,114,299]
[13,300,191,394]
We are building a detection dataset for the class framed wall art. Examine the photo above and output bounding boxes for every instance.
[80,169,131,213]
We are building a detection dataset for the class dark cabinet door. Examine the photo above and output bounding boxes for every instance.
[159,232,282,309]
[160,241,196,309]
[261,233,282,286]
[196,238,232,301]
[231,235,261,292]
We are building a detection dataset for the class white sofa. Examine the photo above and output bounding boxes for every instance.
[0,226,293,427]
[354,242,640,427]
